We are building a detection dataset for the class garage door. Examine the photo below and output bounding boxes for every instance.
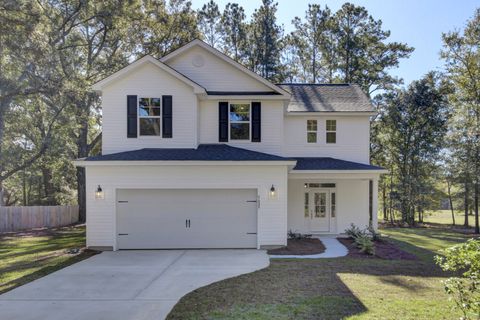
[116,189,258,249]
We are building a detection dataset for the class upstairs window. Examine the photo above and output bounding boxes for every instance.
[326,120,336,144]
[230,103,250,140]
[139,98,161,136]
[307,120,317,143]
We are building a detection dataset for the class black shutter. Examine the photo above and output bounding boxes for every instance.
[251,102,261,142]
[127,95,137,138]
[219,101,228,142]
[162,95,173,138]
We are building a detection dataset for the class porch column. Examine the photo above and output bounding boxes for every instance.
[371,178,379,230]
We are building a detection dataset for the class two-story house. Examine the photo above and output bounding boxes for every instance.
[75,39,385,251]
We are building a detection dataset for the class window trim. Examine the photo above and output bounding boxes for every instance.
[326,119,336,144]
[228,102,251,141]
[307,119,318,143]
[138,97,162,137]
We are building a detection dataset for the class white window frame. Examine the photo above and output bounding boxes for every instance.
[326,119,336,144]
[228,102,251,141]
[138,97,162,137]
[307,119,317,143]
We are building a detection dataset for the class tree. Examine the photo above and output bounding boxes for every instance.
[442,8,480,234]
[332,3,413,95]
[249,0,284,82]
[289,4,333,83]
[198,0,221,48]
[381,73,449,224]
[221,2,247,62]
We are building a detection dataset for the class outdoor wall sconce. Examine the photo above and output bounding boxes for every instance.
[269,184,277,199]
[95,185,104,200]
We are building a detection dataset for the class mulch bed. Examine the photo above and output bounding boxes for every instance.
[267,238,326,255]
[337,237,417,260]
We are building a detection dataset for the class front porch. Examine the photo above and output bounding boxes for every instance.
[287,160,385,235]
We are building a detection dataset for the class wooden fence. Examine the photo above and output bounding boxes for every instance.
[0,205,79,232]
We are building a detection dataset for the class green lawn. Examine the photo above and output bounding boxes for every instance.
[423,209,477,228]
[0,224,95,294]
[168,227,475,320]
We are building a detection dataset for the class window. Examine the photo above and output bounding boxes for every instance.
[331,192,336,218]
[326,120,336,143]
[230,103,250,140]
[304,183,336,188]
[139,98,161,136]
[304,193,309,218]
[307,120,317,143]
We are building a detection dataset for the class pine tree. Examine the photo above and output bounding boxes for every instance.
[221,3,247,62]
[198,0,221,48]
[249,0,284,82]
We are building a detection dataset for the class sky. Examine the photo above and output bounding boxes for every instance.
[190,0,479,86]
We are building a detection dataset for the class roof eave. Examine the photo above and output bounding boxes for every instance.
[74,160,297,167]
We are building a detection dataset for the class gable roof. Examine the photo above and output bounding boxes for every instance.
[91,55,206,94]
[84,144,292,162]
[277,83,375,113]
[160,39,291,98]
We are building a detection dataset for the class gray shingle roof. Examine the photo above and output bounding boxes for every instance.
[277,83,374,113]
[293,157,384,170]
[85,144,292,161]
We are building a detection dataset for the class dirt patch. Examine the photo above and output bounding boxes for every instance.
[267,238,326,255]
[338,238,417,260]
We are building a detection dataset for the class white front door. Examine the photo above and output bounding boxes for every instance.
[307,189,330,232]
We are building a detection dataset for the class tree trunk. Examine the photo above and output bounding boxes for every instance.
[464,180,469,227]
[41,167,55,205]
[475,182,479,234]
[0,100,6,206]
[382,182,387,221]
[447,179,455,226]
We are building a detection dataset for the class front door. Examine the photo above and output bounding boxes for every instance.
[308,190,330,232]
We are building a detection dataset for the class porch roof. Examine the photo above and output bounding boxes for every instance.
[292,157,384,171]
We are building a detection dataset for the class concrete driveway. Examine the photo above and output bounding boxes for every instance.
[0,250,269,320]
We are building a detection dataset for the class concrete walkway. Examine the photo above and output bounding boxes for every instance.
[0,250,269,320]
[269,236,349,259]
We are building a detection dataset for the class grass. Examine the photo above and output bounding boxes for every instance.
[423,209,477,228]
[0,224,95,294]
[167,227,475,320]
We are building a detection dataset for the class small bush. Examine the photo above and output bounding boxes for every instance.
[367,226,382,241]
[345,223,367,239]
[354,234,375,255]
[287,230,312,240]
[435,239,480,320]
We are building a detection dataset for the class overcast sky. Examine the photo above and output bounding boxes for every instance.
[190,0,479,86]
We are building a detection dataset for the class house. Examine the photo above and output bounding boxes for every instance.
[75,39,386,251]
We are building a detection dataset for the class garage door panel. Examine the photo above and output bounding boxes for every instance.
[116,189,257,249]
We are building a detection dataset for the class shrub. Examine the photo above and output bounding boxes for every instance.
[354,234,375,255]
[345,223,367,239]
[287,230,312,240]
[435,239,480,320]
[367,226,382,241]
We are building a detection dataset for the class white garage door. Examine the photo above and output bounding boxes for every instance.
[116,189,258,249]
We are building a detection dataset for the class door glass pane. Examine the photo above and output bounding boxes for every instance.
[314,193,327,218]
[304,193,309,217]
[331,192,336,217]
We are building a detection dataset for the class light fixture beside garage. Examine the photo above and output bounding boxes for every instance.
[95,185,104,200]
[269,185,277,199]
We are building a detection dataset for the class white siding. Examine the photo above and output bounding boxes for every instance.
[287,178,370,234]
[101,61,198,154]
[86,165,288,249]
[283,115,370,163]
[165,46,272,92]
[199,99,284,155]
